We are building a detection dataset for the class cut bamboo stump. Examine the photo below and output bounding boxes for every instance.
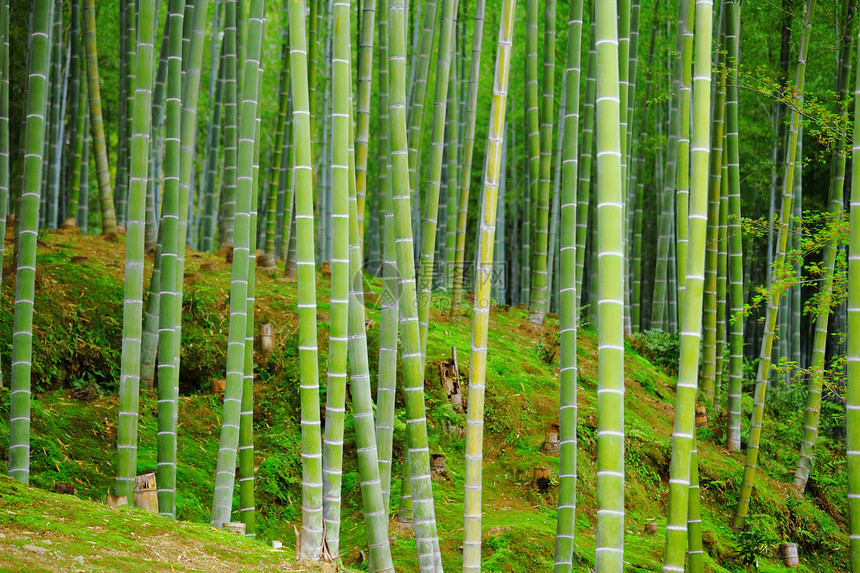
[61,218,78,231]
[644,523,658,535]
[320,261,331,277]
[438,346,464,413]
[133,473,159,513]
[257,253,277,268]
[430,454,449,481]
[695,406,708,428]
[259,323,275,357]
[542,423,561,455]
[212,379,226,394]
[223,522,246,535]
[779,543,799,568]
[105,494,127,508]
[534,467,552,491]
[54,482,75,495]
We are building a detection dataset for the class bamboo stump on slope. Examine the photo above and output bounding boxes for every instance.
[133,473,158,513]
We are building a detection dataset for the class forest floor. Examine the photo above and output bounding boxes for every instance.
[0,475,339,572]
[0,228,851,572]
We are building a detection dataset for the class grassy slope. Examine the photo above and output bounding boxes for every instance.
[0,475,340,572]
[0,229,850,572]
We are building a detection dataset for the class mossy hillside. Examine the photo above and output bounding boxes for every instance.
[0,474,342,572]
[0,230,850,572]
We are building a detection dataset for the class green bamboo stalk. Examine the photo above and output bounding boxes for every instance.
[200,37,227,253]
[114,0,157,504]
[78,102,90,231]
[238,58,265,538]
[0,0,8,313]
[526,0,555,324]
[345,69,395,573]
[280,92,296,262]
[146,25,169,252]
[355,0,376,247]
[60,8,81,208]
[553,1,582,569]
[617,0,631,335]
[793,10,854,492]
[117,0,137,228]
[523,0,539,308]
[210,0,262,530]
[715,143,729,397]
[687,441,703,571]
[675,0,694,319]
[156,0,185,517]
[593,0,626,568]
[219,0,239,248]
[661,0,713,566]
[405,0,440,245]
[575,12,595,306]
[115,0,129,228]
[700,57,726,405]
[733,0,815,531]
[845,20,860,569]
[82,0,117,235]
[45,0,63,230]
[652,0,688,331]
[462,3,516,569]
[388,0,443,565]
[725,0,743,453]
[174,0,210,467]
[520,98,531,307]
[444,50,459,292]
[308,0,320,160]
[321,0,352,553]
[7,0,52,484]
[263,37,291,255]
[287,0,324,556]
[66,2,86,226]
[450,0,485,313]
[417,0,458,357]
[375,0,400,518]
[492,129,507,303]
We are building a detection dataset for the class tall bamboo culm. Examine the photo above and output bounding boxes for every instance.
[793,4,855,493]
[417,0,459,357]
[156,0,185,518]
[845,18,860,570]
[288,0,324,558]
[114,0,156,504]
[661,0,713,567]
[450,0,486,313]
[733,0,815,531]
[321,0,352,554]
[725,0,744,452]
[374,0,399,519]
[462,1,516,569]
[593,0,625,569]
[8,0,53,484]
[210,0,262,530]
[553,1,582,570]
[527,0,555,324]
[83,0,117,234]
[388,0,443,567]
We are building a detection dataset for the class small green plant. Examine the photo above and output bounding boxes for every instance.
[534,331,560,364]
[734,528,776,571]
[628,329,680,376]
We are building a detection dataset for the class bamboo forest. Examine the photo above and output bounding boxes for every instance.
[4,0,860,570]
